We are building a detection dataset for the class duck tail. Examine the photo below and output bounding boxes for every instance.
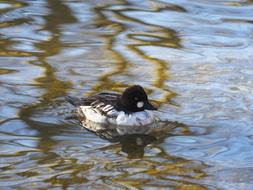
[65,96,81,106]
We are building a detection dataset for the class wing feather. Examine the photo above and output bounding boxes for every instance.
[66,92,120,117]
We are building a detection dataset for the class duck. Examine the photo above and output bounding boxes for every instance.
[66,85,157,127]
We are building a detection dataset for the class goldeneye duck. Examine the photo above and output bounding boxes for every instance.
[66,85,157,126]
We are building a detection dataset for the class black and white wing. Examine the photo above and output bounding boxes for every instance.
[66,92,120,116]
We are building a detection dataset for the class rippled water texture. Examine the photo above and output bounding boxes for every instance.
[1,0,253,189]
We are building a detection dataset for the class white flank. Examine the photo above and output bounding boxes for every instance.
[80,106,107,123]
[79,106,156,126]
[113,111,155,126]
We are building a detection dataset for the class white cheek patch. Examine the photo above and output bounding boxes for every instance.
[137,101,144,108]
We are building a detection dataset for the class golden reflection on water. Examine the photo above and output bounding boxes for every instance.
[19,0,75,112]
[0,0,209,189]
[2,0,253,189]
[87,4,129,94]
[86,2,177,105]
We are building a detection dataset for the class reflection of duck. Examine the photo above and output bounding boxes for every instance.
[113,134,157,159]
[66,85,157,127]
[79,120,180,158]
[75,118,158,139]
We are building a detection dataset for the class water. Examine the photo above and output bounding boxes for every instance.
[1,0,253,189]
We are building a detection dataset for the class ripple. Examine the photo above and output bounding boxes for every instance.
[1,0,253,189]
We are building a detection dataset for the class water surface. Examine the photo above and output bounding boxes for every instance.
[1,0,253,189]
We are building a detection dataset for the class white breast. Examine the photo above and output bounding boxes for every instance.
[112,111,156,126]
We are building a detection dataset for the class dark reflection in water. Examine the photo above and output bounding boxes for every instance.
[72,116,190,159]
[115,134,157,158]
[1,0,253,189]
[18,0,76,155]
